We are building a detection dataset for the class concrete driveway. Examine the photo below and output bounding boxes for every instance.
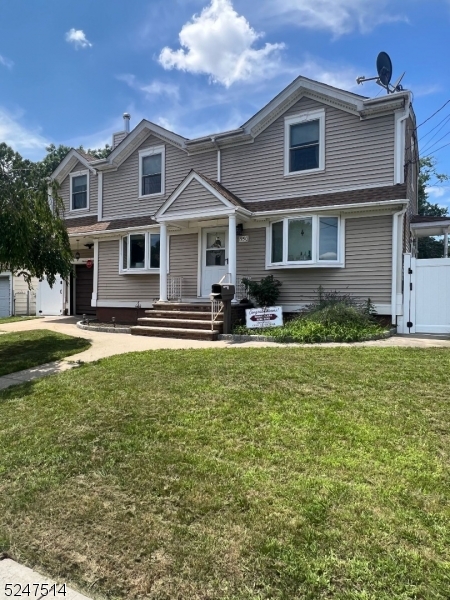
[1,316,450,367]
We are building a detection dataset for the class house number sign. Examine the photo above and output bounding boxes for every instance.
[238,236,249,243]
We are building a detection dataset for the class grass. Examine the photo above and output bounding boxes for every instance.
[0,347,449,599]
[0,330,91,376]
[0,315,40,325]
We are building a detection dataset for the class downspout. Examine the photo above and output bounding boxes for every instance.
[394,102,410,184]
[391,207,407,326]
[211,136,221,182]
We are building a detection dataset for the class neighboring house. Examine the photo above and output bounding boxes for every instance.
[49,76,418,333]
[0,272,38,317]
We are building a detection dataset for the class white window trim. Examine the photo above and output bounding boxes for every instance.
[284,109,325,177]
[265,215,344,269]
[69,170,90,212]
[139,145,165,199]
[119,231,161,274]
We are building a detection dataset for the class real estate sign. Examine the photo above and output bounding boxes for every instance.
[245,306,283,329]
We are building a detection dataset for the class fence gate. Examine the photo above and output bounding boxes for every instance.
[403,254,450,334]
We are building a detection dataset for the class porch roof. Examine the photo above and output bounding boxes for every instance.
[246,184,408,213]
[65,214,157,236]
[410,215,450,238]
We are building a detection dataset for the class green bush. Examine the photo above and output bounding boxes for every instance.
[241,275,282,307]
[233,287,387,343]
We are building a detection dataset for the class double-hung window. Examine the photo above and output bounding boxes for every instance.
[70,170,89,211]
[284,109,325,176]
[268,215,341,267]
[120,232,161,272]
[139,146,165,197]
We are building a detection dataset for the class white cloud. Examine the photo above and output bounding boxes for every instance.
[261,0,406,36]
[296,58,361,91]
[65,28,92,49]
[0,107,49,159]
[426,186,446,199]
[0,54,13,69]
[159,0,285,87]
[117,74,179,100]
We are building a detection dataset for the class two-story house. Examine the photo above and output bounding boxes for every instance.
[50,76,418,338]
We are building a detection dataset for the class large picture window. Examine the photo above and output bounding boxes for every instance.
[139,146,165,197]
[120,232,161,272]
[269,216,341,267]
[284,109,325,176]
[70,171,89,211]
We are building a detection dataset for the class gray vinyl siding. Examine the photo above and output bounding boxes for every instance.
[169,233,198,298]
[102,134,217,219]
[222,96,395,202]
[237,216,392,307]
[97,239,159,302]
[59,161,98,217]
[165,179,224,215]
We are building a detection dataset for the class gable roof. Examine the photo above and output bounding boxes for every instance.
[155,170,248,220]
[51,149,98,184]
[51,75,412,180]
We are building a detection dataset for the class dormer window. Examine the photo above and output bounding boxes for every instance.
[139,146,165,197]
[284,109,325,176]
[70,170,89,211]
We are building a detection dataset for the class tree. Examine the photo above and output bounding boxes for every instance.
[0,143,73,287]
[417,156,449,259]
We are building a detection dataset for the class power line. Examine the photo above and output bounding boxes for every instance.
[421,127,450,155]
[419,112,450,144]
[417,99,450,129]
[425,139,450,156]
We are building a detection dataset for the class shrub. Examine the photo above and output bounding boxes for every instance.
[241,275,282,307]
[233,287,386,343]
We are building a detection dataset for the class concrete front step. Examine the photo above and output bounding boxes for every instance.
[137,317,222,331]
[131,326,220,341]
[150,302,211,313]
[148,310,222,321]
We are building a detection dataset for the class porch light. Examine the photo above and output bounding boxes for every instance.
[75,251,80,261]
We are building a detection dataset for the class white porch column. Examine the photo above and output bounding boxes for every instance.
[444,228,449,258]
[228,213,237,287]
[159,223,168,301]
[91,240,99,307]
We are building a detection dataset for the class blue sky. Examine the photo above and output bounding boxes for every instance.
[1,0,450,207]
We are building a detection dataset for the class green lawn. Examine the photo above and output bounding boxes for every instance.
[0,330,91,376]
[0,347,449,599]
[0,316,40,325]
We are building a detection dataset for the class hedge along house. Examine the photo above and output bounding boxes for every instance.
[50,76,417,337]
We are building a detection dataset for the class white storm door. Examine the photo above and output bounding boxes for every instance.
[201,229,228,297]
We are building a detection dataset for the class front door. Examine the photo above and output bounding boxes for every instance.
[201,229,228,297]
[74,264,95,315]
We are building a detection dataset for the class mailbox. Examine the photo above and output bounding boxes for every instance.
[210,283,235,301]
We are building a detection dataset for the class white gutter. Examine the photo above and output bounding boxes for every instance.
[211,136,221,182]
[394,100,410,184]
[391,207,407,325]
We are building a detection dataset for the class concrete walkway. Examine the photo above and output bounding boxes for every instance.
[0,558,92,600]
[1,316,450,391]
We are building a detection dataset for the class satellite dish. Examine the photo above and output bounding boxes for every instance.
[376,52,393,88]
